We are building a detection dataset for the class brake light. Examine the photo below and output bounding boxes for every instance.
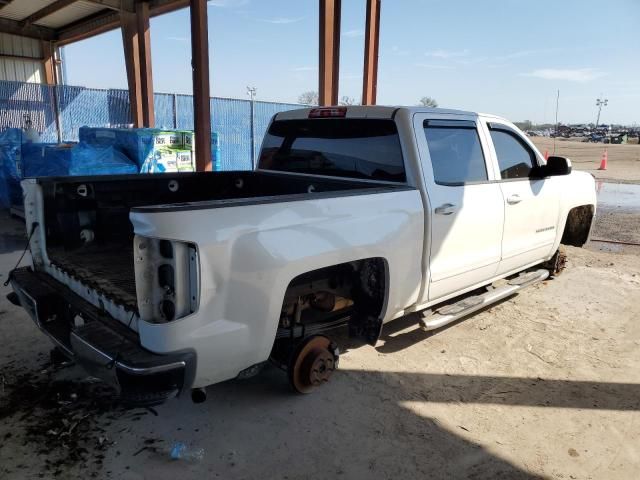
[309,107,347,118]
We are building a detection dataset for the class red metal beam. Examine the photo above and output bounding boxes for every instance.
[318,0,341,106]
[136,1,155,127]
[362,0,381,105]
[120,11,143,128]
[190,0,212,171]
[41,41,56,85]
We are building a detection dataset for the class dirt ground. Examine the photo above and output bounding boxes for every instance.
[1,198,640,479]
[531,137,640,184]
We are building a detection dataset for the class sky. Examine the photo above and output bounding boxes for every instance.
[63,0,640,125]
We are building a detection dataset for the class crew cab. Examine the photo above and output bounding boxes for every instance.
[7,106,596,404]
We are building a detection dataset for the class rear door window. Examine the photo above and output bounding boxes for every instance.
[259,119,406,182]
[423,120,488,185]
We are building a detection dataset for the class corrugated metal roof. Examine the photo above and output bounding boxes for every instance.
[0,0,58,22]
[0,33,43,58]
[0,0,108,29]
[34,1,107,29]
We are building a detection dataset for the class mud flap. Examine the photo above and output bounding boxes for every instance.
[348,313,383,346]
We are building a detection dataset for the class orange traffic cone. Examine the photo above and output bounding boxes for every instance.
[544,150,549,160]
[598,149,608,170]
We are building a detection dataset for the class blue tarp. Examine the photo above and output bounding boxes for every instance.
[1,127,139,208]
[24,142,138,177]
[0,128,23,208]
[79,127,156,170]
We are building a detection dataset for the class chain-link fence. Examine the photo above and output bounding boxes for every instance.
[0,80,301,170]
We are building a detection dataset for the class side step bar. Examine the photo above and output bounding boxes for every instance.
[419,269,549,331]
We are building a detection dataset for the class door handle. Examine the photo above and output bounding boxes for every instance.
[434,203,456,215]
[506,194,522,205]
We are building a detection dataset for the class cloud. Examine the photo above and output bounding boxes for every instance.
[455,56,488,66]
[521,68,607,82]
[290,66,316,72]
[259,16,305,24]
[495,48,560,61]
[425,49,469,59]
[414,63,454,70]
[388,45,410,57]
[343,29,364,38]
[166,36,188,42]
[208,0,249,7]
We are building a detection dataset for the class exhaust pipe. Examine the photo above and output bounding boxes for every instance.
[191,387,207,403]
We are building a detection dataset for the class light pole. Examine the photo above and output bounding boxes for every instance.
[247,86,257,167]
[595,97,608,128]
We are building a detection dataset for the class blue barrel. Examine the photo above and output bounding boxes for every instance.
[212,132,221,171]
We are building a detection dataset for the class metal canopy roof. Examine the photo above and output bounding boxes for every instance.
[0,0,188,45]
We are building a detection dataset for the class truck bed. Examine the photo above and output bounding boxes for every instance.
[31,171,409,311]
[48,244,137,310]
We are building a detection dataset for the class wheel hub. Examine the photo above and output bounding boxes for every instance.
[288,335,338,393]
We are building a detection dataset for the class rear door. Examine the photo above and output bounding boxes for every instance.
[482,120,561,274]
[413,114,505,302]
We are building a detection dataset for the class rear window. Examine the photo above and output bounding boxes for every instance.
[258,119,406,182]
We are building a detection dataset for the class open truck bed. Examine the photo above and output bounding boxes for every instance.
[30,170,406,317]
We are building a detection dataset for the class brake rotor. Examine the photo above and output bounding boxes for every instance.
[288,335,339,394]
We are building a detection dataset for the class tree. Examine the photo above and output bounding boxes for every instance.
[339,96,357,106]
[419,96,438,108]
[514,120,533,131]
[298,91,319,105]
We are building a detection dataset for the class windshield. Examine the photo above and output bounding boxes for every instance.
[258,118,406,182]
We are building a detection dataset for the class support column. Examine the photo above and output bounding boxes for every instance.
[362,0,381,105]
[42,40,62,142]
[190,0,212,171]
[318,0,341,106]
[41,41,56,85]
[136,1,155,127]
[121,11,143,127]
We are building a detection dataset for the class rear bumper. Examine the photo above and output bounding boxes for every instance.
[8,267,195,406]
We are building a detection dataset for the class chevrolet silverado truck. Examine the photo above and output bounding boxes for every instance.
[6,106,596,405]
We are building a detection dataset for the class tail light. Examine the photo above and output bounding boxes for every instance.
[134,235,199,323]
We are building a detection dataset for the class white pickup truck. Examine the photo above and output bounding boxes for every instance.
[7,106,596,404]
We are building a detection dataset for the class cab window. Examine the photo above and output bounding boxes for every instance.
[423,120,488,185]
[489,127,537,180]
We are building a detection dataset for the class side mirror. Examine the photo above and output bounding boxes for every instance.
[546,156,572,175]
[532,155,572,177]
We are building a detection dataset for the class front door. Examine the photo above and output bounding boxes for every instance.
[414,115,505,302]
[483,121,561,274]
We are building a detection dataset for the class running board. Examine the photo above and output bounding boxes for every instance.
[419,269,549,331]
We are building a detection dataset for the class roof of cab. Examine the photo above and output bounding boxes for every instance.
[274,105,479,121]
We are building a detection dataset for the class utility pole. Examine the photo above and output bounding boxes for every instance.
[595,96,608,128]
[553,89,560,154]
[247,86,257,168]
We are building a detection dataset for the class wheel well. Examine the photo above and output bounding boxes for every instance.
[278,258,387,331]
[561,205,595,247]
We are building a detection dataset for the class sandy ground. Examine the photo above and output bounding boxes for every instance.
[531,137,640,184]
[1,198,640,478]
